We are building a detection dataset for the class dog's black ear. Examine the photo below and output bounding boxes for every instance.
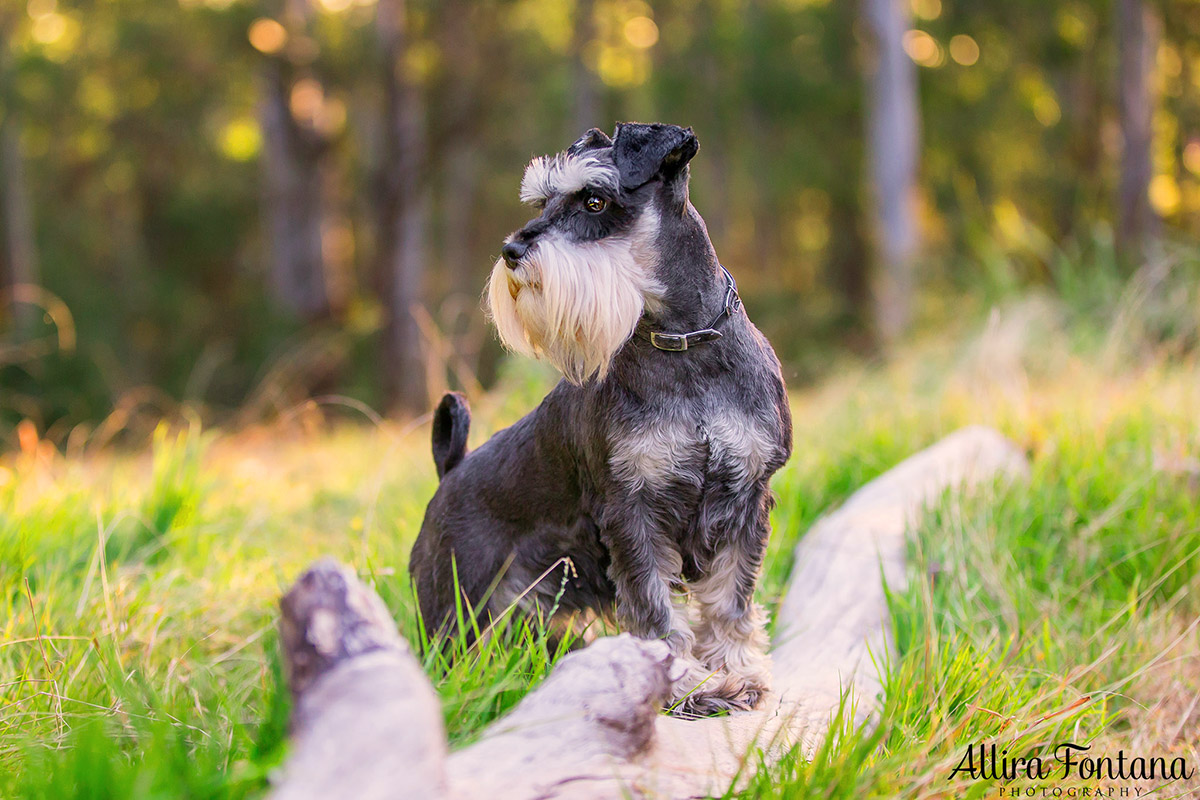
[611,122,699,191]
[432,392,470,479]
[567,127,613,155]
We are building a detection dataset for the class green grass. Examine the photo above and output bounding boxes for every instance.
[3,264,1199,797]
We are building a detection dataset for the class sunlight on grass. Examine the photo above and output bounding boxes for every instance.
[2,281,1199,797]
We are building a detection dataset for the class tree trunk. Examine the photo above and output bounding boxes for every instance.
[270,427,1028,799]
[828,196,873,350]
[258,0,332,321]
[0,30,38,337]
[862,0,920,343]
[697,15,732,252]
[435,0,482,307]
[376,0,429,415]
[441,143,480,305]
[1115,0,1160,264]
[570,0,600,137]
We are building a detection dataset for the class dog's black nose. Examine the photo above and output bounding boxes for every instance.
[502,240,528,268]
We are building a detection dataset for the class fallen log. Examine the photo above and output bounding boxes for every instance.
[270,425,1027,799]
[272,558,448,800]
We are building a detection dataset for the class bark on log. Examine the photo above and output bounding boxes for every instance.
[274,558,448,799]
[272,426,1027,799]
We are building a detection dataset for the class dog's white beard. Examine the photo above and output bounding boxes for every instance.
[487,218,662,385]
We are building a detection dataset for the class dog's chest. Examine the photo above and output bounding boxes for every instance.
[607,403,777,492]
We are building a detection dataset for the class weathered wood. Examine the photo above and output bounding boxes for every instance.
[270,426,1027,799]
[274,558,448,800]
[774,425,1029,713]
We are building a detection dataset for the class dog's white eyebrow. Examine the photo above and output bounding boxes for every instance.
[520,154,620,204]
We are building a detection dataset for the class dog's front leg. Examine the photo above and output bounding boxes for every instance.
[685,481,774,714]
[599,503,711,693]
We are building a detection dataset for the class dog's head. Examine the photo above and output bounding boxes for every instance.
[486,123,699,384]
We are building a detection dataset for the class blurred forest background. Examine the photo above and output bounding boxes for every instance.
[0,0,1195,443]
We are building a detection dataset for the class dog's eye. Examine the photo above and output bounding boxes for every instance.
[583,195,607,214]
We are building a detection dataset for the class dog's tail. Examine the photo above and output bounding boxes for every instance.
[432,392,470,479]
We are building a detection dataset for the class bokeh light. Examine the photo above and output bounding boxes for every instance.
[1183,141,1200,175]
[949,34,979,66]
[1149,174,1181,215]
[904,30,943,68]
[624,16,659,49]
[249,19,288,55]
[221,119,262,162]
[911,0,941,21]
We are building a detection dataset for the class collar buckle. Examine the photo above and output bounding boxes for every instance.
[649,331,688,351]
[639,265,740,354]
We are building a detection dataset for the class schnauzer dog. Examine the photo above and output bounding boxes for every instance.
[409,122,792,714]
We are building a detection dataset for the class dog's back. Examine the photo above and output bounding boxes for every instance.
[413,389,605,643]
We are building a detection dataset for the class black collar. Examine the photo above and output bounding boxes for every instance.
[636,266,741,352]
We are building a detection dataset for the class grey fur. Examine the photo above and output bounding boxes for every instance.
[409,122,792,715]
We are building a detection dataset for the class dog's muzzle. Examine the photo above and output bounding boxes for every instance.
[502,240,528,269]
[502,241,531,298]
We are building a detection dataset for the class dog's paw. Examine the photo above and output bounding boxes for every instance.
[668,672,768,718]
[672,688,756,717]
[666,653,711,695]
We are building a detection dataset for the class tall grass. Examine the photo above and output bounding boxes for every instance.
[2,258,1198,797]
